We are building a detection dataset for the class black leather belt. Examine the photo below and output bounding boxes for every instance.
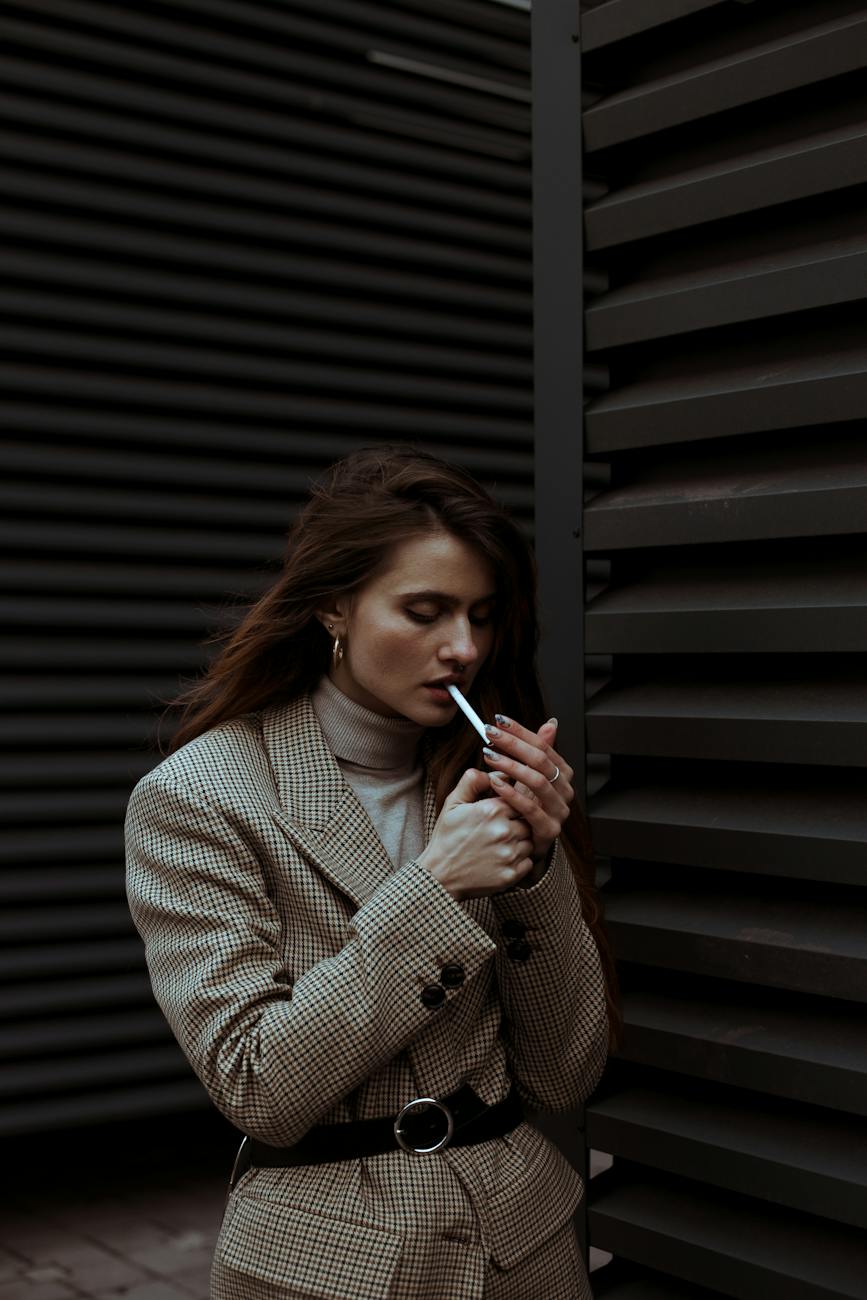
[236,1083,523,1176]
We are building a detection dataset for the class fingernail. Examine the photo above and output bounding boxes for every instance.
[483,746,498,759]
[490,771,507,783]
[484,724,500,740]
[494,714,512,727]
[548,717,558,729]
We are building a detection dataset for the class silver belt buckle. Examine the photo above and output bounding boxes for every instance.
[394,1096,454,1154]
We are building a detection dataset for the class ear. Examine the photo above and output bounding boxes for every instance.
[313,596,350,632]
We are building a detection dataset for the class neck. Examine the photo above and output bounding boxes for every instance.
[311,674,425,770]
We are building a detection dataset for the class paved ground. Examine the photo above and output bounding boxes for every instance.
[1,1111,235,1300]
[2,1113,611,1299]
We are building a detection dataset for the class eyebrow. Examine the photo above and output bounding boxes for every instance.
[399,589,498,606]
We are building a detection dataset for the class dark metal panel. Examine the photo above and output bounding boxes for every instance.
[587,1076,867,1230]
[583,440,867,548]
[588,765,867,886]
[593,1259,727,1299]
[585,350,867,453]
[0,0,533,1134]
[530,0,591,1243]
[589,1164,867,1299]
[584,121,867,250]
[583,13,867,151]
[604,884,867,999]
[585,548,867,654]
[585,239,867,350]
[585,663,867,768]
[617,982,867,1114]
[0,5,531,138]
[581,1,728,53]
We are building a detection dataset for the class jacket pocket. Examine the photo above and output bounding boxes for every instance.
[217,1192,403,1299]
[485,1131,585,1270]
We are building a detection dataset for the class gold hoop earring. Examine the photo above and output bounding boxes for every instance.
[332,635,344,668]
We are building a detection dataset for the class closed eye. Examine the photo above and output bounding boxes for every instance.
[406,610,492,626]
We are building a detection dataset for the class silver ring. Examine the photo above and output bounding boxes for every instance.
[394,1097,454,1154]
[549,764,560,783]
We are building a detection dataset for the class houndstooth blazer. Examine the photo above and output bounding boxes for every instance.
[124,691,608,1299]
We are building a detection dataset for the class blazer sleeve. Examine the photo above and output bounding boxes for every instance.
[124,773,497,1146]
[489,835,608,1112]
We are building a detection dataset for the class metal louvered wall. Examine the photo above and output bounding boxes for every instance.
[533,0,867,1295]
[2,0,532,1135]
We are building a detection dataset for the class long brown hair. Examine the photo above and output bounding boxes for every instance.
[161,443,621,1045]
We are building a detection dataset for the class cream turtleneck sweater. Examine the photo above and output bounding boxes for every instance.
[311,674,427,873]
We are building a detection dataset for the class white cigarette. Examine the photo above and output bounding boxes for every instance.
[446,683,490,743]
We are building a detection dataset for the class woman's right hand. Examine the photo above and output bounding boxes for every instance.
[416,769,535,900]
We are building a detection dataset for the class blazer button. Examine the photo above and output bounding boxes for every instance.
[506,939,532,962]
[421,984,447,1009]
[439,961,465,989]
[501,918,527,940]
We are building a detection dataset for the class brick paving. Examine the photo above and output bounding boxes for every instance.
[1,1111,238,1300]
[2,1114,612,1299]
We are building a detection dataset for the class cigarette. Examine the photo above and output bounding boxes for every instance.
[446,683,490,743]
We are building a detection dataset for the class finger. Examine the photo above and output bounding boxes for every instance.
[484,724,570,785]
[490,774,554,831]
[484,747,570,807]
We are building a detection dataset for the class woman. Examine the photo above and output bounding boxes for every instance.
[125,445,618,1300]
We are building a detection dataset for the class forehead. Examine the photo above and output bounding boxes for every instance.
[371,531,496,596]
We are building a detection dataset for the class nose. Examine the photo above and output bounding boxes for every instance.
[441,615,481,668]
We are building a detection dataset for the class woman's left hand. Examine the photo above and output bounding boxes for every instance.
[482,715,574,868]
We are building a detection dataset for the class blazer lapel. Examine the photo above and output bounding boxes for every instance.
[263,691,437,911]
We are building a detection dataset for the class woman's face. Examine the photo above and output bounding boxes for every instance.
[318,531,497,722]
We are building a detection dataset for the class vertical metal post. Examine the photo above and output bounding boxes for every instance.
[531,0,590,1267]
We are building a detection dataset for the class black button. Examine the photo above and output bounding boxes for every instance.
[421,984,447,1008]
[506,939,532,962]
[440,961,465,989]
[501,918,527,940]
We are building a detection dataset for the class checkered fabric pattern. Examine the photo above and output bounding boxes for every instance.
[125,692,608,1299]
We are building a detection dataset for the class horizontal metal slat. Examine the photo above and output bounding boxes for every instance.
[3,249,532,351]
[169,0,527,70]
[581,1,726,54]
[604,884,867,1000]
[0,209,530,316]
[585,344,867,452]
[0,368,532,441]
[4,595,226,633]
[587,1078,867,1230]
[0,52,530,185]
[584,235,867,350]
[0,325,531,412]
[0,1078,208,1136]
[0,1009,168,1057]
[585,551,867,653]
[0,905,133,941]
[585,664,867,767]
[0,89,530,229]
[0,5,530,140]
[0,939,144,978]
[0,638,204,671]
[588,764,867,885]
[617,983,867,1113]
[0,559,261,599]
[0,1044,188,1098]
[593,1258,725,1300]
[589,1164,867,1299]
[0,164,530,286]
[0,520,279,564]
[583,438,867,549]
[585,119,867,251]
[0,125,528,256]
[0,973,152,1017]
[0,290,532,382]
[583,13,867,152]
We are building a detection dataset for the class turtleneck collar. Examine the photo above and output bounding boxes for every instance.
[310,673,425,771]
